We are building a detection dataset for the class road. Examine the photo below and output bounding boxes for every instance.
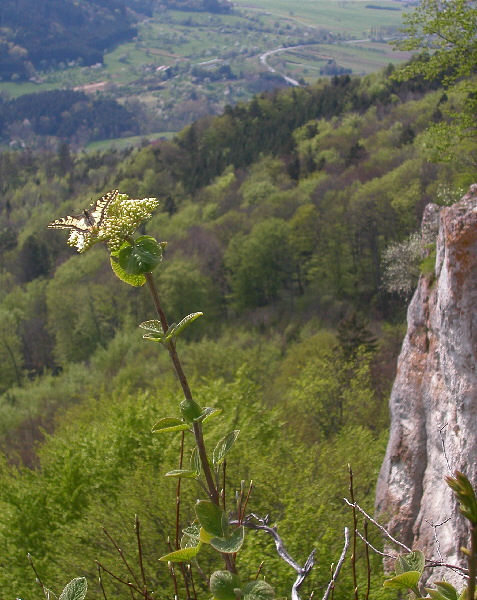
[259,46,305,87]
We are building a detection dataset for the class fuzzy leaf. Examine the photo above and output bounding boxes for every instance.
[181,533,200,549]
[182,524,201,542]
[172,313,203,338]
[151,417,189,433]
[195,407,222,423]
[425,582,460,600]
[196,500,228,539]
[395,550,425,575]
[180,398,203,423]
[209,570,243,600]
[151,417,189,434]
[159,545,201,562]
[243,580,275,600]
[190,447,201,475]
[211,526,245,554]
[446,472,477,524]
[139,320,165,342]
[139,320,164,334]
[110,255,146,286]
[383,571,421,592]
[213,430,240,466]
[59,578,88,600]
[165,469,197,478]
[118,236,162,275]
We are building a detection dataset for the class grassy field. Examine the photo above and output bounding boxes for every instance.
[85,131,176,152]
[233,0,405,36]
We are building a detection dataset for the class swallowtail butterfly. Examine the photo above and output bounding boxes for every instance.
[47,189,118,232]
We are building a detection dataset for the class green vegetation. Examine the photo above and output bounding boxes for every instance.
[392,0,477,164]
[0,37,476,597]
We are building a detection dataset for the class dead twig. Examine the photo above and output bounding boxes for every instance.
[241,514,315,600]
[322,528,350,600]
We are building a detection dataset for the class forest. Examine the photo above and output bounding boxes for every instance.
[0,0,153,81]
[0,90,140,146]
[1,0,477,594]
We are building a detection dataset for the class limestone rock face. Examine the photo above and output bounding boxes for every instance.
[376,184,477,584]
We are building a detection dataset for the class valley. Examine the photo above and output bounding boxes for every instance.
[0,0,412,147]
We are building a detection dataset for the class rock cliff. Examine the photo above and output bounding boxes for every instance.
[376,184,477,585]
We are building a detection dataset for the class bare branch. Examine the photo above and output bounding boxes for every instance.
[102,526,141,589]
[355,527,468,576]
[135,515,148,590]
[355,531,397,559]
[425,517,451,564]
[94,561,154,600]
[321,528,349,600]
[240,514,315,600]
[97,564,109,600]
[343,499,412,553]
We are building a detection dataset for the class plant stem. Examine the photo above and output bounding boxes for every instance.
[145,272,218,500]
[145,272,235,572]
[469,522,477,600]
[348,465,359,600]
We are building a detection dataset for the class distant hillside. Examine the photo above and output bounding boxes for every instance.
[0,90,139,146]
[158,0,232,12]
[0,0,154,81]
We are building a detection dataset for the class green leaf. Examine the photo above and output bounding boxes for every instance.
[181,533,199,549]
[190,447,201,475]
[395,550,425,575]
[142,333,165,343]
[110,255,146,286]
[182,524,201,542]
[196,407,222,423]
[165,469,197,478]
[151,417,189,434]
[140,320,166,343]
[164,323,177,340]
[425,582,460,600]
[139,320,164,334]
[209,570,243,600]
[59,578,88,600]
[242,580,275,600]
[383,571,421,592]
[180,398,203,423]
[118,236,162,275]
[172,313,204,338]
[209,571,242,600]
[159,544,201,562]
[211,526,245,554]
[196,500,228,539]
[213,430,240,466]
[446,472,477,524]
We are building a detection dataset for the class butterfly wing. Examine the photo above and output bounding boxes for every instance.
[47,213,92,232]
[86,189,118,228]
[47,189,118,232]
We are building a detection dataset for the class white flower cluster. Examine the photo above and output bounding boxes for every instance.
[67,229,95,253]
[66,193,159,253]
[102,194,159,251]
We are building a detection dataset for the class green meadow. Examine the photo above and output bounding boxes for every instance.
[233,0,405,36]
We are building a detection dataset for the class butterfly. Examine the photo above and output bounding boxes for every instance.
[47,189,118,232]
